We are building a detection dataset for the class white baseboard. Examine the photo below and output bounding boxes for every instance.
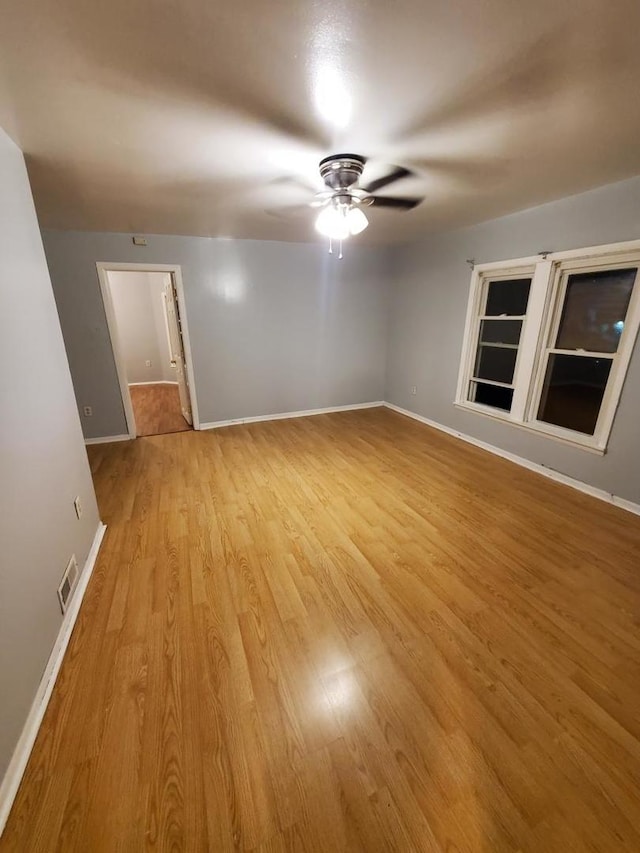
[384,402,640,516]
[128,381,178,386]
[199,401,383,431]
[84,434,131,445]
[0,522,107,836]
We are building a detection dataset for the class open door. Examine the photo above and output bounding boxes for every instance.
[163,275,193,425]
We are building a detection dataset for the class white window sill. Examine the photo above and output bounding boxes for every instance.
[453,401,606,455]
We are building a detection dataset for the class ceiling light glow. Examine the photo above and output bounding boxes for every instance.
[315,203,368,241]
[315,205,350,240]
[314,67,352,129]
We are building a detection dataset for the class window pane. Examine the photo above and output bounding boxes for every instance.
[556,267,636,353]
[474,345,517,384]
[537,354,612,435]
[470,382,514,411]
[479,319,522,345]
[485,278,531,316]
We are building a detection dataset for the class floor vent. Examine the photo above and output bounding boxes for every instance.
[57,555,79,613]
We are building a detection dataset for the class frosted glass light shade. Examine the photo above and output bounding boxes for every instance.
[315,205,350,240]
[315,203,369,240]
[346,205,368,235]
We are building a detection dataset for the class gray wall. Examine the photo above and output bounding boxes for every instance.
[40,178,640,498]
[43,231,391,437]
[108,271,175,384]
[0,128,100,786]
[386,176,640,503]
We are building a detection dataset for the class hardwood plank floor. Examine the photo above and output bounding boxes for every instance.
[2,407,640,851]
[130,382,191,436]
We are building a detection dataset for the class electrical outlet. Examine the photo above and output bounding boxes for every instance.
[145,359,152,367]
[83,405,93,417]
[410,385,417,396]
[132,236,147,246]
[74,496,83,519]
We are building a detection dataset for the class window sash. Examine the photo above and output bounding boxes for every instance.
[545,348,616,357]
[458,267,534,415]
[527,257,640,448]
[470,377,514,389]
[544,262,635,357]
[533,351,614,437]
[477,315,527,320]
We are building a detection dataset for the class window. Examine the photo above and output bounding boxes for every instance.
[467,273,532,413]
[456,241,640,452]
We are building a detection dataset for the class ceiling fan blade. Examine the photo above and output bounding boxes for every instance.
[370,196,422,210]
[397,28,565,141]
[270,175,320,193]
[265,203,316,220]
[406,157,507,186]
[361,166,414,194]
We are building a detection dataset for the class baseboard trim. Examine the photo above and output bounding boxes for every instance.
[199,401,383,431]
[384,402,640,516]
[84,434,131,445]
[0,522,107,836]
[128,381,178,386]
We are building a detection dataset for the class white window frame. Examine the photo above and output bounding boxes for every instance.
[455,239,640,454]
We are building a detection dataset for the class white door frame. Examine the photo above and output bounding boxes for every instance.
[96,262,200,438]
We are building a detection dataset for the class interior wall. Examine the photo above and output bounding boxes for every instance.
[40,176,640,499]
[0,127,100,786]
[386,176,640,503]
[108,271,175,384]
[43,231,391,438]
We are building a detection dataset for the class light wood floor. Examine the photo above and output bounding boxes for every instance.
[2,408,640,851]
[130,382,191,436]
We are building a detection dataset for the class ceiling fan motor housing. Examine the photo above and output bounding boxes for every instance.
[319,154,366,190]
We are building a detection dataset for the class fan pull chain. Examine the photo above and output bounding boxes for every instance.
[326,238,344,259]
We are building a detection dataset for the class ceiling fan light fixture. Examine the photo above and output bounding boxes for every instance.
[315,202,369,241]
[346,205,368,235]
[314,204,351,241]
[271,152,422,252]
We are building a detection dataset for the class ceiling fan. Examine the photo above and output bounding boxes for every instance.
[274,153,423,256]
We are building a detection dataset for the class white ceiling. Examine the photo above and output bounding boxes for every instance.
[1,0,640,244]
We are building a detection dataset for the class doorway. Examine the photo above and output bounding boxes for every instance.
[97,263,199,438]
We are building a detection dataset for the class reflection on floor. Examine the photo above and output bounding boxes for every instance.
[4,408,640,850]
[129,382,191,436]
